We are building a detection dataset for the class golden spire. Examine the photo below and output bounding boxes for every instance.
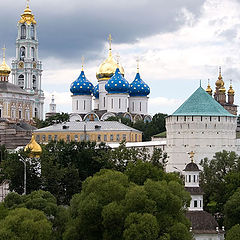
[188,151,195,162]
[116,53,120,66]
[19,0,36,25]
[216,66,224,89]
[24,135,42,158]
[81,56,85,71]
[228,79,235,95]
[0,46,11,76]
[206,79,212,95]
[136,57,140,73]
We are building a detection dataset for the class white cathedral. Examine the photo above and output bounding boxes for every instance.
[69,35,152,123]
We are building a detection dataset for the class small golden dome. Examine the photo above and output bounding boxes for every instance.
[24,135,42,158]
[206,80,212,95]
[219,87,226,93]
[228,83,235,95]
[19,3,36,25]
[215,66,224,88]
[96,34,124,81]
[0,47,11,76]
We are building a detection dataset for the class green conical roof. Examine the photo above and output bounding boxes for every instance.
[172,86,234,117]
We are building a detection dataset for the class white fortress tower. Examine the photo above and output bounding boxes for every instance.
[11,2,44,120]
[166,86,237,172]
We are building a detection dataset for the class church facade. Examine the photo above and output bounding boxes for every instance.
[11,3,44,120]
[69,35,152,123]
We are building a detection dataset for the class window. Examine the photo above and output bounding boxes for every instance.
[76,100,78,110]
[200,200,202,208]
[110,134,114,141]
[19,110,22,119]
[66,135,70,142]
[80,135,84,141]
[98,134,101,141]
[36,135,40,141]
[192,116,194,121]
[111,99,113,109]
[119,99,121,109]
[123,134,126,140]
[140,102,142,111]
[54,135,58,141]
[30,24,35,39]
[189,175,191,182]
[31,47,35,60]
[201,116,203,121]
[184,116,186,121]
[32,75,37,90]
[48,135,52,141]
[18,75,24,89]
[20,46,25,60]
[74,135,78,141]
[177,116,178,121]
[42,135,46,141]
[135,134,137,142]
[218,116,221,122]
[104,135,107,141]
[132,102,134,111]
[194,200,197,208]
[104,97,106,108]
[193,175,196,182]
[86,135,89,141]
[116,134,120,141]
[21,25,26,39]
[84,100,86,110]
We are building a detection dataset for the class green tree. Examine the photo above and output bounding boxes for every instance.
[224,188,240,229]
[226,224,240,240]
[0,208,52,240]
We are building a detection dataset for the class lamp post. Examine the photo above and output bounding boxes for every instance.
[19,134,42,195]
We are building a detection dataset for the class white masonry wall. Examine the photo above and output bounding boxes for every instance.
[129,96,148,115]
[107,93,129,113]
[72,95,92,114]
[166,115,237,172]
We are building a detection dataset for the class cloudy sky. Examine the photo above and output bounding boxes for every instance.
[1,0,240,116]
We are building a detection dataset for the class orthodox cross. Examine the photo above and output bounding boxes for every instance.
[2,45,6,61]
[188,151,195,162]
[116,53,120,65]
[136,57,140,73]
[108,34,112,51]
[81,56,85,70]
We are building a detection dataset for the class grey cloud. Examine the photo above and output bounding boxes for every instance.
[0,0,206,63]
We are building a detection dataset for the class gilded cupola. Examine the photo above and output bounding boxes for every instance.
[228,80,235,95]
[0,46,11,78]
[215,66,224,89]
[206,79,212,95]
[96,34,124,81]
[19,1,37,25]
[24,135,42,158]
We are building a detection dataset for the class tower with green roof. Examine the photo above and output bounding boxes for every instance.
[166,86,237,172]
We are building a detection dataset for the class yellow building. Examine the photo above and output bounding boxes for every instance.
[34,121,142,144]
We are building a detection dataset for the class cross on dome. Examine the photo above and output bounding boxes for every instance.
[136,57,140,73]
[81,56,85,70]
[188,151,195,162]
[108,34,112,51]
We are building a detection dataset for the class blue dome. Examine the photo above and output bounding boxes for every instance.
[105,68,129,94]
[129,72,150,97]
[70,70,94,96]
[94,84,99,99]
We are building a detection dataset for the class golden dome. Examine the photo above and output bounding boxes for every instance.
[206,80,212,95]
[96,34,124,81]
[219,87,226,93]
[0,47,11,76]
[19,2,36,25]
[228,82,235,95]
[24,135,42,158]
[215,66,224,88]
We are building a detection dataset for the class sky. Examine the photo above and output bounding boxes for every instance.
[1,0,240,116]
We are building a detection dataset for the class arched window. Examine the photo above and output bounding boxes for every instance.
[32,75,37,90]
[20,46,25,60]
[18,75,24,89]
[31,47,35,60]
[31,24,35,39]
[21,25,26,39]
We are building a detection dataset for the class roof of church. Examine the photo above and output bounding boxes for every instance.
[183,162,200,172]
[172,86,234,117]
[186,211,223,234]
[0,82,30,95]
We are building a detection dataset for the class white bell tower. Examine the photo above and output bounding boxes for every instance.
[11,1,44,120]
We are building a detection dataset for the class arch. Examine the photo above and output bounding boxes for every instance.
[83,112,100,121]
[31,47,35,60]
[123,112,133,122]
[69,113,83,122]
[20,46,25,60]
[144,115,152,123]
[30,24,35,39]
[18,74,24,89]
[134,114,143,122]
[21,24,26,39]
[101,112,116,121]
[32,75,37,90]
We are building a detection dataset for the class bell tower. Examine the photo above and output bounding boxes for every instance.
[11,0,44,120]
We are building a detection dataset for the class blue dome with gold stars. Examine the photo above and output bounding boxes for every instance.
[94,84,99,99]
[105,68,129,94]
[129,72,150,97]
[70,70,94,95]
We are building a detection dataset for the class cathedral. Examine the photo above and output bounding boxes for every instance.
[11,2,44,120]
[69,35,152,123]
